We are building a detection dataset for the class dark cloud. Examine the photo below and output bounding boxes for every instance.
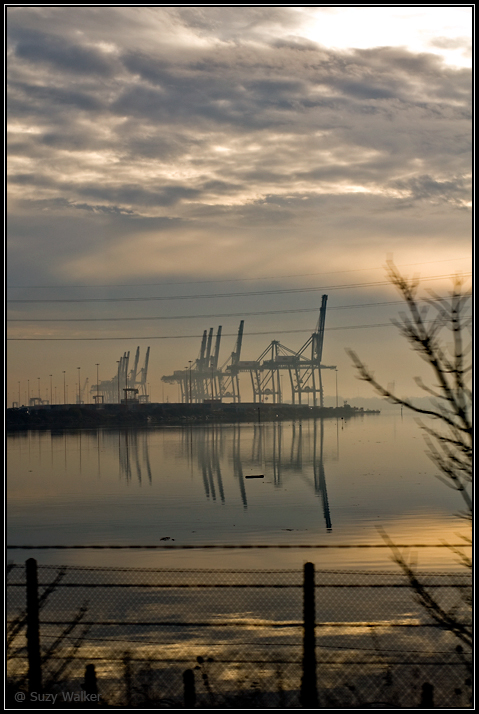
[332,80,396,100]
[9,173,56,187]
[391,174,469,204]
[10,80,104,112]
[201,180,244,193]
[10,27,116,76]
[75,183,201,208]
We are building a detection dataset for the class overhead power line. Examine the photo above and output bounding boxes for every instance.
[4,299,435,322]
[6,257,471,289]
[10,319,470,341]
[6,273,471,305]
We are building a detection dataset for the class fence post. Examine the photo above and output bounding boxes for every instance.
[122,651,133,707]
[83,664,99,697]
[26,557,42,695]
[420,682,434,707]
[183,668,196,708]
[300,562,318,708]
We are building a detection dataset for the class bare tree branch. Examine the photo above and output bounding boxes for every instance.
[378,529,472,649]
[352,264,472,657]
[346,262,472,517]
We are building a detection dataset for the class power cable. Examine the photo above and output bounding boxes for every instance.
[9,297,471,322]
[6,273,471,304]
[6,257,471,290]
[6,318,471,341]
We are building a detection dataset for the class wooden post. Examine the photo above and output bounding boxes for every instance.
[26,558,42,694]
[183,669,196,708]
[300,562,318,708]
[420,682,434,707]
[83,664,99,697]
[123,651,132,707]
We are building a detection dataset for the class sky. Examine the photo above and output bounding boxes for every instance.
[6,6,472,406]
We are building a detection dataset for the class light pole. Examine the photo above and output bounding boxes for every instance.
[188,361,192,404]
[37,377,40,400]
[335,369,338,409]
[63,371,66,404]
[18,381,21,406]
[77,367,81,405]
[49,375,53,405]
[95,364,100,404]
[27,379,30,405]
[117,361,120,403]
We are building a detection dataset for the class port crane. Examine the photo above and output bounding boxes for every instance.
[92,346,150,403]
[160,294,335,405]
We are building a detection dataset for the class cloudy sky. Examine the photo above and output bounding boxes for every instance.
[7,6,472,405]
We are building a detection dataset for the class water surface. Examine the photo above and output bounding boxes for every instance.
[7,414,469,569]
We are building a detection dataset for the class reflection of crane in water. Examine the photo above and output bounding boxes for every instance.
[182,427,226,504]
[313,419,332,531]
[115,422,334,530]
[253,420,332,531]
[118,430,152,485]
[188,421,333,529]
[232,425,247,509]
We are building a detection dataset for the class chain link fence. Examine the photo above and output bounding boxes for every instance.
[7,561,472,708]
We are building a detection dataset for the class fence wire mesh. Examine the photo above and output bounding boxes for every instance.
[7,562,472,708]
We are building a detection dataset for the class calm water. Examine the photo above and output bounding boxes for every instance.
[7,414,469,570]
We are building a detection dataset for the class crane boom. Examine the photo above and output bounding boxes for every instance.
[198,330,207,368]
[314,295,328,364]
[205,327,214,369]
[212,326,222,368]
[232,320,244,365]
[129,346,140,389]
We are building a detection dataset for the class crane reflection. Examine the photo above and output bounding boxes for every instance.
[114,420,335,532]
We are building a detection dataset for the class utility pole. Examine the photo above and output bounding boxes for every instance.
[189,361,193,404]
